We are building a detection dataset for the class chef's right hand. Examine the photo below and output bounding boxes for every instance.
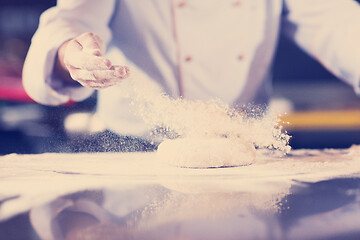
[56,32,129,89]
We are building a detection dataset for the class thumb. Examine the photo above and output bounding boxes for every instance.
[77,32,106,56]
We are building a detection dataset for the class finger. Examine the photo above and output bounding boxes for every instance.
[75,32,105,56]
[110,65,130,79]
[68,68,129,90]
[77,79,119,89]
[68,66,129,81]
[72,72,120,88]
[92,34,106,55]
[65,42,111,70]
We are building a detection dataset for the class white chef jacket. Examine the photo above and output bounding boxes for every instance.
[23,0,360,136]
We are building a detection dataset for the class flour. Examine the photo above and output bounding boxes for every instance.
[157,138,256,168]
[124,73,290,167]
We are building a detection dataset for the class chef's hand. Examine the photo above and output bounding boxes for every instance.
[55,32,129,89]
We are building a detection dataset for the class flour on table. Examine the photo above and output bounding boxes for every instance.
[157,138,256,168]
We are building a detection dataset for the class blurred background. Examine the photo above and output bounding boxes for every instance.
[0,0,360,154]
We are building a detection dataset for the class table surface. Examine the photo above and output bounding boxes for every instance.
[1,147,360,239]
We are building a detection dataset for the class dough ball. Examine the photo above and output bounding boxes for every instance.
[157,138,256,168]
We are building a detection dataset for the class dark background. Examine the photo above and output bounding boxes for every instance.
[0,0,360,153]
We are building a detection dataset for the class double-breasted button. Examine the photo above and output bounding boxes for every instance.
[185,56,193,62]
[178,1,186,7]
[233,1,242,7]
[238,54,245,61]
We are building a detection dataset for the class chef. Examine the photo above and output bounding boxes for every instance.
[23,0,360,138]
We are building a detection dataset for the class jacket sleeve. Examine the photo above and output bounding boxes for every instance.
[283,0,360,94]
[23,0,115,105]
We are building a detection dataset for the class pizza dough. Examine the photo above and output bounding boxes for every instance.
[157,138,256,168]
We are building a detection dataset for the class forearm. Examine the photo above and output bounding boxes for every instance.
[23,0,116,105]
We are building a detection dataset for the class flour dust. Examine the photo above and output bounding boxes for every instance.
[123,74,291,156]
